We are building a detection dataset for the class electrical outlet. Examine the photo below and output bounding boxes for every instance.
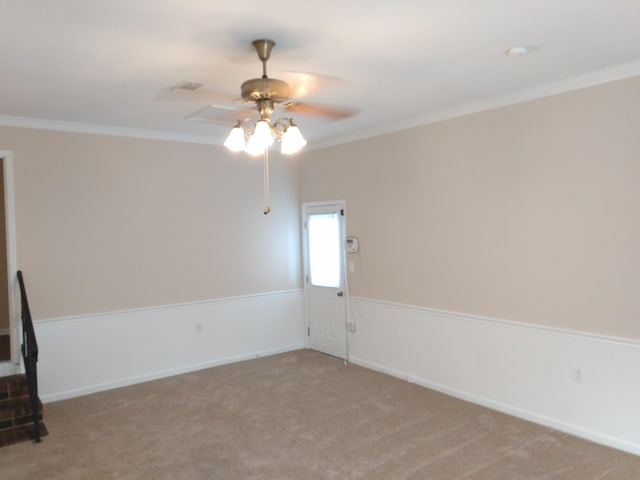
[572,367,584,384]
[196,323,203,334]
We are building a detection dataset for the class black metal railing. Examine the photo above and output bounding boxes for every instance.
[17,270,42,443]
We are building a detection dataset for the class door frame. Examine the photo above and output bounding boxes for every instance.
[0,151,19,370]
[301,200,349,359]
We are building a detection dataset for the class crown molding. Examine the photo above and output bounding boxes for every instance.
[312,59,640,150]
[0,115,218,146]
[1,60,639,150]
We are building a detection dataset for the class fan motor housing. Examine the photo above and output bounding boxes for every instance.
[241,77,290,102]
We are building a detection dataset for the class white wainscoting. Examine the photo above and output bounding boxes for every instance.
[35,290,305,403]
[347,297,640,456]
[0,362,15,376]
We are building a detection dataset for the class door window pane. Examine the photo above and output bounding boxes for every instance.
[308,213,340,287]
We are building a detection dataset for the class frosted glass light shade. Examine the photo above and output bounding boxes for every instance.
[245,120,274,156]
[224,126,245,152]
[244,136,264,156]
[280,125,307,155]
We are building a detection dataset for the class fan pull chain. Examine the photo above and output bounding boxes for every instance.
[263,148,271,215]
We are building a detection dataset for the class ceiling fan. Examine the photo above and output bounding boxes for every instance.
[161,39,358,128]
[231,38,356,122]
[161,39,358,214]
[221,39,361,158]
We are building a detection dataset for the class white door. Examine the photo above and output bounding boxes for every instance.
[303,201,347,359]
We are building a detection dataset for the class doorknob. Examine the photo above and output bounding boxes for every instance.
[337,291,344,297]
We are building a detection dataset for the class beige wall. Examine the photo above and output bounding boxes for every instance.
[300,76,640,340]
[3,75,638,340]
[0,127,301,319]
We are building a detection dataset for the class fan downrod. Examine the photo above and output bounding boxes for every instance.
[241,39,290,106]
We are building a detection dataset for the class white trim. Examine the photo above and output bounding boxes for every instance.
[347,297,640,456]
[0,151,19,371]
[37,288,303,325]
[0,362,15,376]
[313,61,640,150]
[0,115,217,146]
[353,295,640,347]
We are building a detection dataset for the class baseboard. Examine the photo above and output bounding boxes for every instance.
[349,355,639,456]
[42,343,304,403]
[35,290,306,403]
[347,297,640,456]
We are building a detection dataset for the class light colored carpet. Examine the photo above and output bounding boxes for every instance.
[0,349,638,479]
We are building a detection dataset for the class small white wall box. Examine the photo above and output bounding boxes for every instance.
[345,236,359,253]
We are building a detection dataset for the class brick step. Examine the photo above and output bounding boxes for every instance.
[0,374,29,400]
[0,374,47,448]
[0,421,48,447]
[0,396,44,433]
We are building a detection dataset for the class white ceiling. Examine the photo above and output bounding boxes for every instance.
[1,1,640,148]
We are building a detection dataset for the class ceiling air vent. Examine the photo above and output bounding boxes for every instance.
[172,81,203,91]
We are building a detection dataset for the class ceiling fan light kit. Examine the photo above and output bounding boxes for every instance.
[225,117,308,156]
[223,39,308,157]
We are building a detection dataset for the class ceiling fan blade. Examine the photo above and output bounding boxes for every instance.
[282,102,359,120]
[154,86,238,105]
[185,105,255,124]
[280,71,349,99]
